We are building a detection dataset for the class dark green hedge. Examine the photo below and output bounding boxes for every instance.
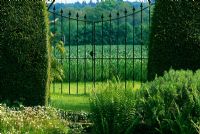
[0,1,50,106]
[148,0,200,80]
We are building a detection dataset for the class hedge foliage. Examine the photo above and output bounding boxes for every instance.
[0,1,50,106]
[148,0,200,80]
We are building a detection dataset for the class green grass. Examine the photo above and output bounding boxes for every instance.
[50,94,90,112]
[50,81,141,94]
[50,81,141,112]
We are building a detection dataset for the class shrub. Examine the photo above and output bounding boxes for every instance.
[50,38,65,82]
[0,104,68,133]
[148,0,200,80]
[0,1,50,106]
[90,81,137,134]
[90,70,200,134]
[135,69,200,134]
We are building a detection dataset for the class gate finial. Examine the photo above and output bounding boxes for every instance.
[47,0,55,10]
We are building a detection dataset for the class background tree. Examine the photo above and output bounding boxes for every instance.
[49,1,151,46]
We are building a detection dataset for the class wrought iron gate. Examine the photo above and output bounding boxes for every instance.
[48,1,153,94]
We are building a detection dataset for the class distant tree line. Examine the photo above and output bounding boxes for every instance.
[49,1,153,46]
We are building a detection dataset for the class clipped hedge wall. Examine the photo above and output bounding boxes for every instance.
[148,0,200,80]
[0,1,50,106]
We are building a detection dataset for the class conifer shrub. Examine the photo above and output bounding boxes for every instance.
[148,0,200,80]
[0,1,50,106]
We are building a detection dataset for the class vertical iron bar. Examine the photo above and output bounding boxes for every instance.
[68,11,71,94]
[149,0,151,29]
[94,22,96,88]
[84,15,87,94]
[60,8,63,94]
[148,1,151,84]
[125,9,127,89]
[109,13,112,82]
[101,14,104,83]
[53,5,56,93]
[91,21,94,89]
[132,7,135,88]
[140,3,143,86]
[76,13,79,95]
[117,12,119,78]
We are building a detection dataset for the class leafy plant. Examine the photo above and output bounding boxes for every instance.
[135,69,200,134]
[90,80,137,134]
[90,69,200,134]
[50,33,66,82]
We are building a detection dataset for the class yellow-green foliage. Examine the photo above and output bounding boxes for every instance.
[0,104,68,133]
[0,1,50,106]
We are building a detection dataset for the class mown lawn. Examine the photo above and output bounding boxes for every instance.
[50,81,141,112]
[50,94,90,112]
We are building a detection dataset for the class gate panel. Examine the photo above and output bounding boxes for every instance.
[48,1,152,94]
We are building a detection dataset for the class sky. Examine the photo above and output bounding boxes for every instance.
[54,0,142,4]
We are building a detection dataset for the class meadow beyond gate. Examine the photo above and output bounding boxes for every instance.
[47,1,153,94]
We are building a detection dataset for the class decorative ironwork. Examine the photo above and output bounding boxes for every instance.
[48,1,153,94]
[46,0,55,10]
